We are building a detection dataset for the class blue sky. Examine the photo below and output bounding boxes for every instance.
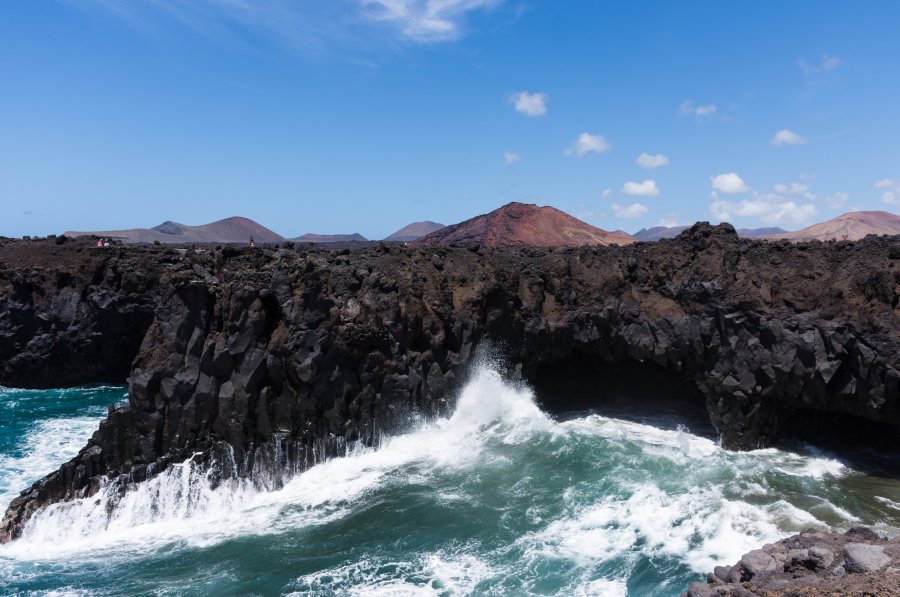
[2,0,900,239]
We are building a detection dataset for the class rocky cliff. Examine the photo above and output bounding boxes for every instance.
[2,224,899,543]
[0,237,164,388]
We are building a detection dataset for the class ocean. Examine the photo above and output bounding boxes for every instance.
[2,367,899,596]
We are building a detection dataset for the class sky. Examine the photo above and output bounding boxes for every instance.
[2,0,900,239]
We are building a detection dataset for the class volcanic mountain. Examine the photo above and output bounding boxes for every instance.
[384,221,445,242]
[291,233,369,243]
[413,202,635,248]
[761,210,900,241]
[65,216,284,244]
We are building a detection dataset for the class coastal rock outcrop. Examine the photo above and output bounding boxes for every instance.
[0,237,164,388]
[684,527,900,596]
[2,224,900,543]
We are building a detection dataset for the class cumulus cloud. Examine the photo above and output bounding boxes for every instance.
[773,182,811,196]
[679,100,717,121]
[875,178,900,205]
[711,197,817,225]
[770,180,849,210]
[622,179,659,197]
[824,192,850,209]
[509,91,547,116]
[771,129,808,146]
[361,0,502,42]
[636,153,670,169]
[602,188,613,199]
[564,132,611,157]
[799,54,842,75]
[708,176,854,225]
[711,172,749,194]
[612,203,648,219]
[503,151,520,165]
[657,217,679,227]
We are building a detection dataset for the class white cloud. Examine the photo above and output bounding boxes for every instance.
[612,203,648,219]
[636,153,670,169]
[799,54,842,75]
[875,178,900,205]
[771,129,808,146]
[771,180,849,210]
[82,0,501,53]
[679,100,717,121]
[709,178,853,225]
[361,0,501,42]
[823,192,850,209]
[657,217,679,227]
[710,172,749,194]
[509,91,547,116]
[711,197,817,225]
[622,179,659,197]
[773,182,811,195]
[602,188,613,199]
[503,151,520,165]
[565,132,611,157]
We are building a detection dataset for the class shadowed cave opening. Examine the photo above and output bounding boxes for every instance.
[776,407,900,477]
[525,351,716,439]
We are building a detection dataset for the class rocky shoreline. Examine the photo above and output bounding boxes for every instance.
[685,527,900,596]
[2,226,899,592]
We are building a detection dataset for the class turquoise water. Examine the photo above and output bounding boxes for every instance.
[2,369,900,596]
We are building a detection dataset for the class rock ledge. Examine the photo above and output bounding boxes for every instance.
[685,527,900,596]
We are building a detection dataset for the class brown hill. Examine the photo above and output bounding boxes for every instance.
[292,233,368,243]
[384,221,445,242]
[761,211,900,242]
[65,216,284,244]
[413,202,635,248]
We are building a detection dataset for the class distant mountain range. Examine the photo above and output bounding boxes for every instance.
[291,233,369,243]
[759,210,900,241]
[385,221,445,242]
[65,217,284,244]
[632,225,787,242]
[414,202,635,247]
[62,209,900,247]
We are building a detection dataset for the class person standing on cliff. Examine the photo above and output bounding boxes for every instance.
[249,236,255,248]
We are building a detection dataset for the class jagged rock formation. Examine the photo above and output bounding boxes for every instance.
[2,224,900,543]
[634,225,788,242]
[684,527,900,596]
[0,237,165,387]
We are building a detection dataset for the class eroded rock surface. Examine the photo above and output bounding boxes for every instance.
[685,527,900,596]
[2,224,900,543]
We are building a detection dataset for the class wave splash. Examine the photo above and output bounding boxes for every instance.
[2,365,893,595]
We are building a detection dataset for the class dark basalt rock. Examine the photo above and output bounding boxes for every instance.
[2,225,900,543]
[0,238,165,388]
[683,527,900,596]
